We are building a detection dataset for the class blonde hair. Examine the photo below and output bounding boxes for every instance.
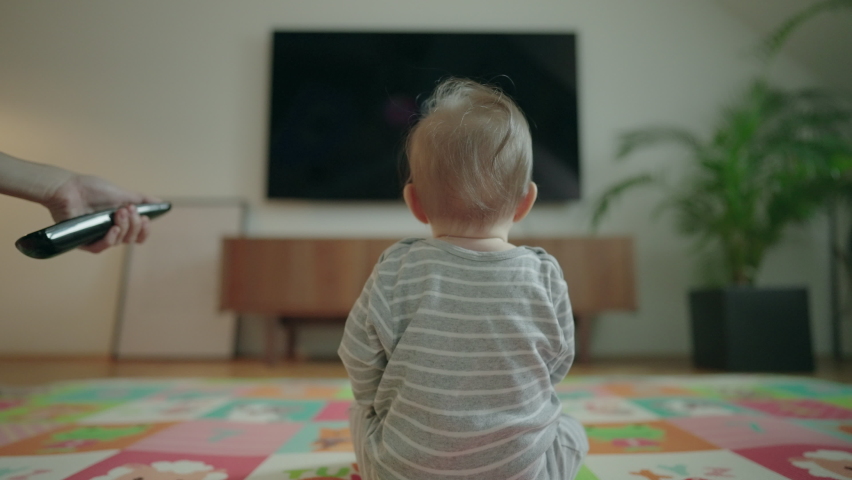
[405,78,533,228]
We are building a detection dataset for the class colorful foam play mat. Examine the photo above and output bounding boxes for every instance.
[1,375,852,479]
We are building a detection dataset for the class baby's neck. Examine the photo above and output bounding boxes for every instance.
[431,223,515,252]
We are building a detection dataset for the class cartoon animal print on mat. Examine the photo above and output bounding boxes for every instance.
[632,397,753,418]
[0,424,59,448]
[203,400,325,423]
[790,450,852,480]
[582,450,790,480]
[65,451,264,480]
[0,451,118,480]
[246,452,358,479]
[562,397,659,424]
[312,428,352,452]
[586,424,664,451]
[283,463,360,480]
[78,398,230,425]
[229,404,302,423]
[0,423,173,456]
[90,461,227,480]
[735,444,852,480]
[40,425,150,453]
[584,421,717,454]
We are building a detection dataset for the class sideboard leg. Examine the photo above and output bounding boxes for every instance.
[286,318,298,361]
[575,313,594,364]
[265,316,280,366]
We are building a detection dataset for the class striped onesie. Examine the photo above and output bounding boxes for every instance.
[338,238,588,479]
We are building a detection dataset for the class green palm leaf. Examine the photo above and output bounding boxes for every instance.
[761,0,852,60]
[616,128,702,160]
[591,174,658,231]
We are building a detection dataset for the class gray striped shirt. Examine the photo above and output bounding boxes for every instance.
[338,238,576,479]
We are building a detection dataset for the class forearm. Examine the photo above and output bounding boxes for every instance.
[0,151,74,205]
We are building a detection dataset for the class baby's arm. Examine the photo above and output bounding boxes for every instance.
[337,270,388,407]
[549,271,576,385]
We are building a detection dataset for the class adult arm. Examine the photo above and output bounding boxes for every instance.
[0,151,157,253]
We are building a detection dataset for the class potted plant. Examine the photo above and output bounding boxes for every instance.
[763,0,852,363]
[591,1,852,371]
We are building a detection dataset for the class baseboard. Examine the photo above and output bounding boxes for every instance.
[112,356,236,362]
[0,354,112,362]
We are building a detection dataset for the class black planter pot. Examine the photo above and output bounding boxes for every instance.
[689,287,814,372]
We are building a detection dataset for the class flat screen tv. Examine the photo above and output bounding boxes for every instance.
[267,32,580,201]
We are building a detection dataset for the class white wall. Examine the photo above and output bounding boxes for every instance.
[0,0,839,358]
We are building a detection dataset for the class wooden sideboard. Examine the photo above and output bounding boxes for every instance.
[220,237,636,364]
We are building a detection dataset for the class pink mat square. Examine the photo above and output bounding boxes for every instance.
[128,420,302,457]
[314,401,352,421]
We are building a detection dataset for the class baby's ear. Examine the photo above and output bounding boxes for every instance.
[513,182,538,222]
[404,184,429,225]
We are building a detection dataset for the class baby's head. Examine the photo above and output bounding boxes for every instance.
[404,78,534,232]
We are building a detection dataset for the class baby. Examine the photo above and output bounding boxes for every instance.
[338,78,588,479]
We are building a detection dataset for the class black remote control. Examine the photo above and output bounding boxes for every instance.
[15,202,172,259]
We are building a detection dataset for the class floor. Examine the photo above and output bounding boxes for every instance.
[1,356,851,386]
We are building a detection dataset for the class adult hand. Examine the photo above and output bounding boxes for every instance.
[45,174,161,253]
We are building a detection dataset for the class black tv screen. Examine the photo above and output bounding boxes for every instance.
[267,32,580,201]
